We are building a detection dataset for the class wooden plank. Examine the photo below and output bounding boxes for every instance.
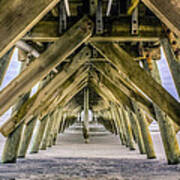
[141,0,180,37]
[0,16,93,117]
[89,36,160,42]
[0,0,61,58]
[91,42,180,126]
[23,19,163,42]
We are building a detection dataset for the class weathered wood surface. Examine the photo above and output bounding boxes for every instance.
[90,78,120,105]
[39,67,88,118]
[120,107,136,150]
[91,42,180,126]
[1,124,24,163]
[18,117,37,158]
[93,63,155,119]
[141,0,180,37]
[151,62,180,165]
[161,38,180,98]
[127,110,146,154]
[0,65,88,137]
[23,19,164,42]
[30,115,49,153]
[132,101,156,159]
[0,0,61,58]
[0,16,93,117]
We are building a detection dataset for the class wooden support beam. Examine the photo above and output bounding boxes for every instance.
[46,111,57,147]
[18,117,37,158]
[111,105,125,145]
[23,19,164,42]
[114,106,127,145]
[120,107,136,150]
[109,108,119,135]
[40,114,52,150]
[0,0,61,58]
[0,48,90,136]
[132,101,156,159]
[93,63,155,119]
[90,42,180,126]
[83,88,90,143]
[161,38,180,98]
[1,124,23,163]
[0,16,93,117]
[141,0,180,37]
[1,59,31,163]
[150,62,180,165]
[127,109,146,154]
[91,74,133,110]
[30,115,49,153]
[52,108,63,145]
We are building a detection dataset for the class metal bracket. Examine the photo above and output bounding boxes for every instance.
[59,1,67,35]
[131,7,139,35]
[96,0,103,34]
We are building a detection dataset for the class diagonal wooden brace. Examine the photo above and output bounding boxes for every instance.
[91,42,180,126]
[0,16,93,116]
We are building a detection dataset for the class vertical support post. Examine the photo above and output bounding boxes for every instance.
[161,38,180,98]
[132,101,156,159]
[151,61,180,164]
[83,87,90,143]
[1,56,29,163]
[120,107,136,150]
[117,107,129,146]
[30,115,49,153]
[112,106,126,145]
[40,114,51,150]
[18,116,37,158]
[110,109,118,135]
[46,111,57,147]
[52,108,62,145]
[127,109,146,154]
[1,124,24,163]
[59,113,67,133]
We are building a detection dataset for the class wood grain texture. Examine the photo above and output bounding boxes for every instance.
[0,16,93,117]
[91,42,180,126]
[142,0,180,37]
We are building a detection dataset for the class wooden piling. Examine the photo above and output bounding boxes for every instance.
[127,110,146,154]
[120,107,136,150]
[18,116,37,158]
[132,101,156,159]
[40,115,51,150]
[30,115,49,153]
[151,62,180,164]
[1,124,23,163]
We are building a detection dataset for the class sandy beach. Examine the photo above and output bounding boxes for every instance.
[0,126,180,180]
